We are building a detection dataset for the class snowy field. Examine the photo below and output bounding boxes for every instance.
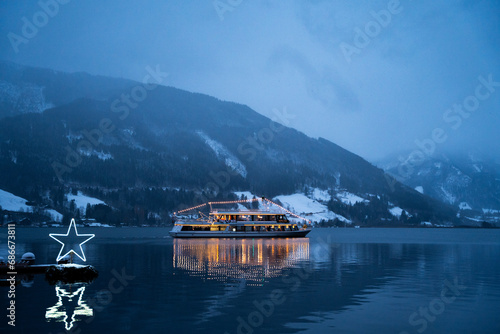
[67,191,106,214]
[0,189,31,211]
[0,189,62,221]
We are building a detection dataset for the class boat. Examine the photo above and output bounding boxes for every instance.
[169,197,312,238]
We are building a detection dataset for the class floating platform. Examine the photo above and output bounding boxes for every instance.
[0,263,98,284]
[45,264,99,284]
[0,264,51,275]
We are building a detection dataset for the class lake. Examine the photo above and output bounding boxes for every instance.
[1,227,500,333]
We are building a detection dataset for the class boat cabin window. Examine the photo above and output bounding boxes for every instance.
[215,214,237,221]
[181,225,211,231]
[277,215,289,223]
[214,213,287,222]
[256,215,276,221]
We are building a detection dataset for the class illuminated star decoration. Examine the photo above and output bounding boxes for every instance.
[49,219,95,262]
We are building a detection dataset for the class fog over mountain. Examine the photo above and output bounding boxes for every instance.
[0,0,498,161]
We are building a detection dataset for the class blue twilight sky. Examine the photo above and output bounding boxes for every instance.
[0,0,499,161]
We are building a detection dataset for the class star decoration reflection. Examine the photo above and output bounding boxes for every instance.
[45,285,93,330]
[50,219,95,262]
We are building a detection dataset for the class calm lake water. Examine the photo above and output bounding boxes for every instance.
[1,227,500,334]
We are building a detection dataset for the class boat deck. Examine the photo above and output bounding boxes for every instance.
[169,228,312,238]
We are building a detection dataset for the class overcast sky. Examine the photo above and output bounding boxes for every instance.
[1,0,499,161]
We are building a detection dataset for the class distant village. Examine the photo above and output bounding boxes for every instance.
[1,210,112,228]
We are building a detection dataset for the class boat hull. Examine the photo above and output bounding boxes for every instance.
[169,228,312,238]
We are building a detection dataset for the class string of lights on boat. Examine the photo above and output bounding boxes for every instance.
[173,197,312,223]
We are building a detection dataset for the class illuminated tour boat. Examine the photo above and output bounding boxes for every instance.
[169,197,312,238]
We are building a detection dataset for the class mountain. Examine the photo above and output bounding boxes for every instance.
[378,151,500,225]
[0,61,135,119]
[0,61,459,226]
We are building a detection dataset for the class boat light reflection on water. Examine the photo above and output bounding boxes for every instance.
[173,238,309,284]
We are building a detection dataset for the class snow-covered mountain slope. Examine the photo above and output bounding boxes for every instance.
[233,190,350,223]
[379,151,500,213]
[275,193,350,223]
[0,189,31,212]
[197,131,247,178]
[232,188,417,225]
[0,188,62,221]
[0,80,54,117]
[0,60,135,120]
[335,191,368,205]
[0,62,459,225]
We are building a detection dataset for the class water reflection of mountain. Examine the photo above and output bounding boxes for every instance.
[173,238,309,284]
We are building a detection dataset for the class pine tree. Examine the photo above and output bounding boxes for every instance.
[251,196,259,210]
[69,199,76,213]
[400,210,408,223]
[85,203,91,218]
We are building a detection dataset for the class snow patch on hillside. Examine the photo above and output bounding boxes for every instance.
[66,133,83,143]
[445,172,471,189]
[197,131,247,178]
[483,208,500,214]
[274,193,350,223]
[234,191,256,200]
[389,206,403,217]
[415,186,424,194]
[87,222,112,227]
[67,191,106,214]
[45,209,63,222]
[312,188,330,202]
[79,149,113,160]
[233,192,269,211]
[0,189,62,221]
[0,189,30,211]
[440,186,456,204]
[336,191,367,205]
[95,151,113,160]
[459,202,472,210]
[237,203,250,211]
[0,81,54,114]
